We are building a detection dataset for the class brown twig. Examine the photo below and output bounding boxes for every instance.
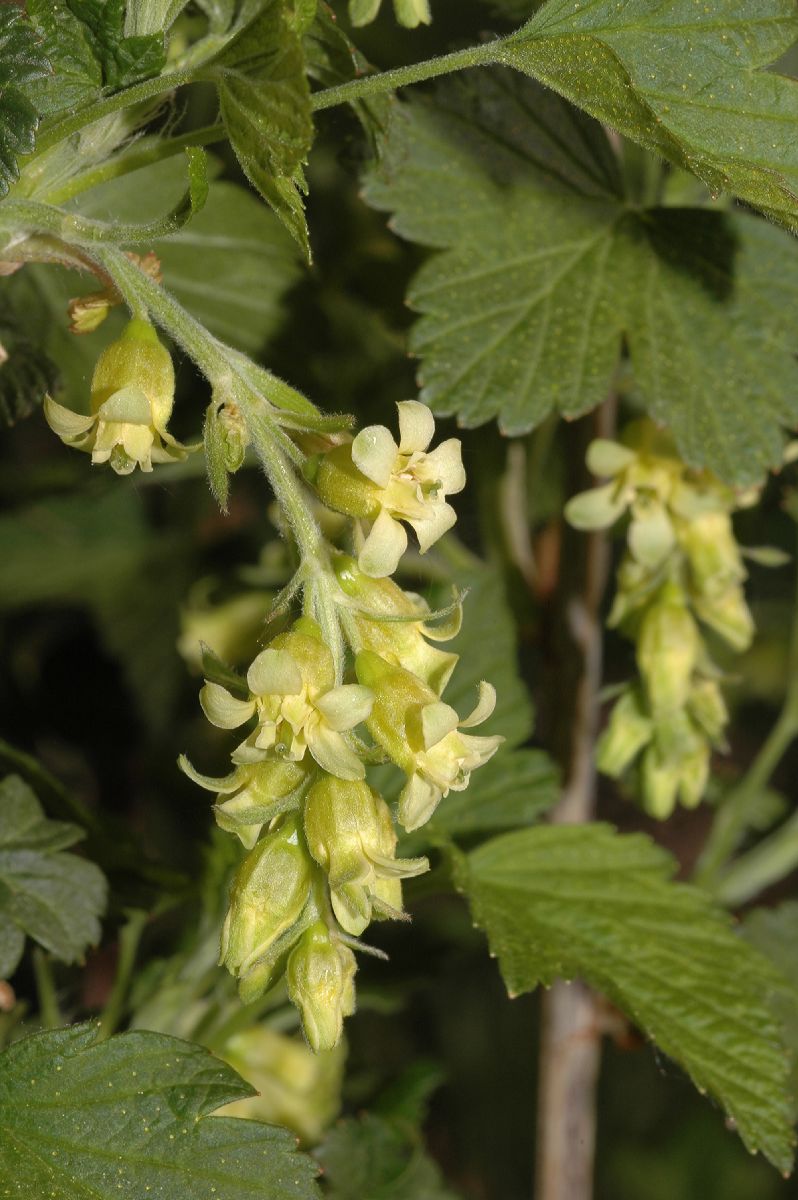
[534,396,616,1200]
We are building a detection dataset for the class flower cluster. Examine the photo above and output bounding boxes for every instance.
[44,318,196,475]
[182,405,501,1050]
[566,421,758,819]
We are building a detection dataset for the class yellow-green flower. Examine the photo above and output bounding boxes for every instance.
[216,1027,345,1143]
[200,620,373,781]
[178,756,308,848]
[303,776,428,934]
[316,401,465,577]
[356,651,503,831]
[44,318,197,475]
[333,554,460,695]
[287,921,357,1053]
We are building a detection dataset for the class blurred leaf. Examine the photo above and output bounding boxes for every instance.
[365,73,798,484]
[743,902,798,1109]
[212,0,314,258]
[499,0,798,231]
[0,491,191,730]
[65,0,166,88]
[0,313,60,428]
[25,0,102,117]
[463,823,795,1172]
[316,1112,458,1200]
[0,4,51,197]
[154,180,302,353]
[0,775,107,972]
[0,1024,321,1199]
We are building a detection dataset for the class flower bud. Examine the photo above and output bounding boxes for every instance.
[636,584,700,716]
[303,775,427,934]
[220,813,312,977]
[287,922,357,1052]
[692,587,755,653]
[596,688,653,778]
[334,555,459,695]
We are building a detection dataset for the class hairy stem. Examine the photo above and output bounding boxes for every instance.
[536,398,615,1200]
[98,910,149,1041]
[311,40,503,111]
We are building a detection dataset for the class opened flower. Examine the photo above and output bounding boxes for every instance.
[44,318,196,475]
[200,619,374,781]
[315,401,466,577]
[356,650,503,831]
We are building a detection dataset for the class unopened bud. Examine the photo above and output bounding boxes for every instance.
[596,688,653,777]
[287,922,356,1052]
[637,584,700,715]
[220,814,312,977]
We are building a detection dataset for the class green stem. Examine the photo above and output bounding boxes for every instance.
[1,192,200,247]
[32,949,62,1030]
[245,406,346,678]
[43,125,226,207]
[310,40,503,112]
[695,534,798,889]
[31,67,201,159]
[98,910,149,1041]
[714,809,798,907]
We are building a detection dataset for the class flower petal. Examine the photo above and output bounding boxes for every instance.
[315,684,374,731]
[424,438,465,495]
[585,439,635,477]
[408,501,457,554]
[564,482,629,531]
[359,509,408,578]
[43,395,95,442]
[97,386,152,424]
[247,647,303,697]
[419,700,460,749]
[200,681,256,729]
[308,725,366,780]
[177,754,241,794]
[352,424,397,488]
[368,849,429,879]
[397,400,435,453]
[460,680,497,728]
[398,773,441,832]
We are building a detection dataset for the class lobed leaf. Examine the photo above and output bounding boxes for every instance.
[0,5,51,197]
[463,823,795,1171]
[0,775,107,974]
[0,1024,321,1199]
[65,0,166,89]
[212,0,315,259]
[365,73,798,484]
[499,0,798,232]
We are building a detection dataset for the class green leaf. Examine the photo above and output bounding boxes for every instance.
[0,311,60,428]
[0,924,25,980]
[0,775,107,969]
[212,0,315,259]
[0,5,51,197]
[743,902,798,1110]
[65,0,166,88]
[0,1024,321,1199]
[316,1113,457,1200]
[365,73,798,484]
[25,0,102,117]
[498,0,798,232]
[463,823,795,1171]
